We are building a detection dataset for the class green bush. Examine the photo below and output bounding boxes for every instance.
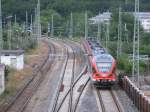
[117,54,132,74]
[5,66,11,81]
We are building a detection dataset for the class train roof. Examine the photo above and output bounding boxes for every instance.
[94,54,114,63]
[86,38,107,55]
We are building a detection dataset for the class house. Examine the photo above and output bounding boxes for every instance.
[0,64,5,95]
[0,50,24,70]
[89,12,111,24]
[135,12,150,32]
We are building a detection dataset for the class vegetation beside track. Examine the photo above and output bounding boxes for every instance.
[0,41,49,102]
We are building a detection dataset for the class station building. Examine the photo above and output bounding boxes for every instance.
[135,12,150,32]
[0,50,24,70]
[89,12,111,24]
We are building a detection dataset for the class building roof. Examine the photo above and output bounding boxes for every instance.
[134,12,150,20]
[0,50,24,56]
[89,12,111,24]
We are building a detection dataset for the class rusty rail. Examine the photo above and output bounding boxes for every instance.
[121,76,150,112]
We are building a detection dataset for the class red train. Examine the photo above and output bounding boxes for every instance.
[83,38,117,86]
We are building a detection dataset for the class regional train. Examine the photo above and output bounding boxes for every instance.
[83,38,117,86]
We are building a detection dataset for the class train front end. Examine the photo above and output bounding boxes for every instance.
[90,54,116,86]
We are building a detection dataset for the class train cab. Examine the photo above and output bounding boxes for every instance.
[90,54,116,86]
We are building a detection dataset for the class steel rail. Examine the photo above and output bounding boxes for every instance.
[50,47,69,112]
[56,66,87,112]
[72,78,90,112]
[1,40,55,112]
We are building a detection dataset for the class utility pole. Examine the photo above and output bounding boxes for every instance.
[97,22,101,41]
[30,14,33,32]
[105,23,110,49]
[69,12,73,38]
[34,8,38,42]
[117,7,122,59]
[0,0,2,48]
[6,16,12,50]
[37,0,41,38]
[26,11,28,31]
[132,0,140,85]
[0,0,2,63]
[14,15,17,28]
[124,23,129,44]
[51,14,54,38]
[85,12,88,39]
[48,22,50,37]
[14,14,19,49]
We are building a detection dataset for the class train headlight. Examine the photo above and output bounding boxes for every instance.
[108,74,112,76]
[95,74,100,76]
[92,67,97,73]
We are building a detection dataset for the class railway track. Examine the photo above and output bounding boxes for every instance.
[49,40,89,112]
[0,39,56,112]
[95,87,124,112]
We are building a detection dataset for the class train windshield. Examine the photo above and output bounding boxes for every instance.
[96,62,112,73]
[95,54,113,73]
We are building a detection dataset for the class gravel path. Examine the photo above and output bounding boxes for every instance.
[77,84,99,112]
[116,86,139,112]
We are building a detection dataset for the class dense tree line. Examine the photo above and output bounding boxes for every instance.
[2,0,150,21]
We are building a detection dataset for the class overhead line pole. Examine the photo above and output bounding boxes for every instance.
[69,12,73,38]
[0,0,2,63]
[26,11,28,31]
[132,0,140,86]
[105,22,110,49]
[51,14,54,38]
[85,11,88,39]
[117,6,122,59]
[97,22,101,41]
[37,0,41,38]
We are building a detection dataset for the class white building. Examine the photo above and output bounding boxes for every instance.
[0,64,5,95]
[89,12,111,24]
[0,50,24,70]
[135,12,150,32]
[90,12,150,32]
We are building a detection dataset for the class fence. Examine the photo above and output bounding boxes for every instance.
[121,76,150,112]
